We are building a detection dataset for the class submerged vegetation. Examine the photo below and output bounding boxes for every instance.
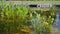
[0,3,56,34]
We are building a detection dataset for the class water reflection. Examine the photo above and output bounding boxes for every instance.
[53,13,60,28]
[52,12,60,34]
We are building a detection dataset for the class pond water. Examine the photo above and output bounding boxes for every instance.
[52,12,60,34]
[53,13,60,28]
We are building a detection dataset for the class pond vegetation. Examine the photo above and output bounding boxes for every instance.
[0,3,56,34]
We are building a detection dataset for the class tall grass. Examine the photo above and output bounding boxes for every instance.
[0,3,56,34]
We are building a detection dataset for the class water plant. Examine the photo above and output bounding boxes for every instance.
[0,2,56,34]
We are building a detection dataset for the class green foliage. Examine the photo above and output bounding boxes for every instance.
[30,7,55,34]
[0,3,56,34]
[15,6,28,19]
[0,3,29,34]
